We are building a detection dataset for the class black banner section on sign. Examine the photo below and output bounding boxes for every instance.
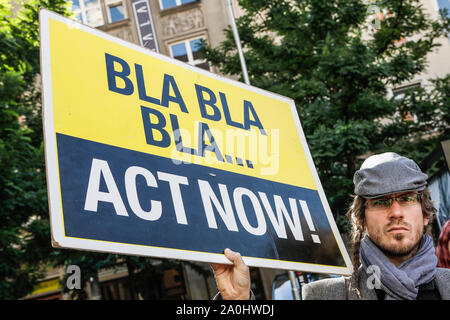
[56,133,345,268]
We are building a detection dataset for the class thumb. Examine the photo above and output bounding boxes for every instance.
[224,248,247,271]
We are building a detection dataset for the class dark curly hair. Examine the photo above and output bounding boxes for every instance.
[345,188,436,298]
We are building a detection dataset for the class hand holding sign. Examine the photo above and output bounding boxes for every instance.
[210,248,251,300]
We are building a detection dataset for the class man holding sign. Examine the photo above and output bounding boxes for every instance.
[212,153,450,300]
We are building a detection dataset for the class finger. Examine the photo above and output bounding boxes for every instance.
[224,248,247,271]
[210,263,222,272]
[223,248,235,262]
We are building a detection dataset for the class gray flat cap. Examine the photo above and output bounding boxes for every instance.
[354,152,428,198]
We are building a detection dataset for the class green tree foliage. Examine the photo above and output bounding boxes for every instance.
[0,0,72,299]
[200,0,450,231]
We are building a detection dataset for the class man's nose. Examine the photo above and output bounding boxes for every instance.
[388,199,404,218]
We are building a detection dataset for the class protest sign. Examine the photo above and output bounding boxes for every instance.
[40,9,352,275]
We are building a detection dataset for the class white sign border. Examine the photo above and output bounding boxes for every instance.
[39,9,353,276]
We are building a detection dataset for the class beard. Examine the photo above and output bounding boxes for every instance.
[368,221,423,258]
[378,235,422,257]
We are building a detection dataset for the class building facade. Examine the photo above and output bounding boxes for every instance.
[69,0,237,73]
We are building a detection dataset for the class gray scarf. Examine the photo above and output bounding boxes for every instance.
[360,234,437,300]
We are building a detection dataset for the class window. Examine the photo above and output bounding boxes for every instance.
[366,7,388,34]
[392,83,421,123]
[101,278,131,300]
[437,0,450,18]
[367,8,408,45]
[106,0,127,23]
[169,38,210,71]
[392,83,420,100]
[161,268,186,299]
[159,0,196,10]
[437,0,450,41]
[71,0,104,27]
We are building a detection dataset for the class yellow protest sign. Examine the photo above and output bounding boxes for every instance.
[41,9,352,275]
